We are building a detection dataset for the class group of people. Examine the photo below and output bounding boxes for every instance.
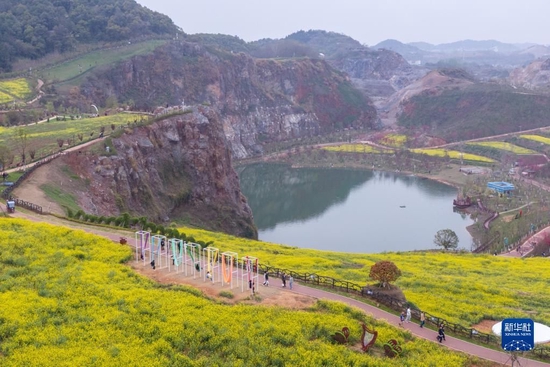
[262,272,293,289]
[399,306,412,326]
[399,307,446,342]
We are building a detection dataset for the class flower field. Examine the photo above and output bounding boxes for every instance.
[466,141,537,154]
[520,134,550,145]
[323,144,392,154]
[0,78,32,101]
[379,134,407,148]
[409,148,495,163]
[0,218,489,366]
[0,91,12,104]
[180,227,550,328]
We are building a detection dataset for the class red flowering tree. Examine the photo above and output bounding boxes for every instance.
[369,261,402,288]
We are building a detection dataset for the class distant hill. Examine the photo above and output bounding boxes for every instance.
[509,58,550,90]
[0,0,179,72]
[408,42,435,51]
[185,34,250,54]
[285,30,363,58]
[373,39,425,61]
[398,83,550,141]
[380,68,475,126]
[431,39,521,53]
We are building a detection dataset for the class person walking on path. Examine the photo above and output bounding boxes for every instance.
[281,273,286,287]
[437,323,446,342]
[263,271,269,286]
[420,312,426,328]
[289,275,294,290]
[405,306,411,323]
[399,311,405,327]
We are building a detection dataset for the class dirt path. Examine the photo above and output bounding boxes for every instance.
[13,163,65,215]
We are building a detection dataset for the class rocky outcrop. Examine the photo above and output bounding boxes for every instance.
[64,106,257,238]
[509,58,550,90]
[81,41,377,159]
[329,48,428,100]
[381,69,475,125]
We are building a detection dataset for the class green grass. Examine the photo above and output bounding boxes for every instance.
[40,183,81,214]
[42,40,168,84]
[0,114,147,165]
[0,172,23,194]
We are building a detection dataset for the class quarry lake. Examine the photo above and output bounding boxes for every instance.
[238,163,474,253]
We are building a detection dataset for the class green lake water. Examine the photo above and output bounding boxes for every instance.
[238,163,474,253]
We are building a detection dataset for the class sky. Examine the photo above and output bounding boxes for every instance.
[136,0,549,46]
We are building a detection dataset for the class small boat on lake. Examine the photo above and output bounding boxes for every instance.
[453,196,472,209]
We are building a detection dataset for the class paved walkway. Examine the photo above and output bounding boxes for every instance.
[289,283,549,366]
[4,209,549,366]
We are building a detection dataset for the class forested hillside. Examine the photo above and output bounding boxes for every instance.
[0,0,179,72]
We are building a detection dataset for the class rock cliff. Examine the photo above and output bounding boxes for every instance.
[63,106,257,238]
[509,58,550,90]
[81,41,377,158]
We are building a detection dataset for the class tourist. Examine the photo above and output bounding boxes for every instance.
[405,306,411,323]
[399,312,405,327]
[281,273,286,287]
[206,271,213,282]
[420,312,425,328]
[263,271,269,286]
[437,324,446,342]
[289,275,294,290]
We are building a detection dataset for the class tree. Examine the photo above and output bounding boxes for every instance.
[0,144,12,170]
[369,261,401,288]
[15,128,28,164]
[434,229,459,250]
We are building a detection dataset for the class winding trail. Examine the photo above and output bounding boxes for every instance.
[3,208,549,366]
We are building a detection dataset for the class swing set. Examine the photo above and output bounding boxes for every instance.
[202,247,220,283]
[241,256,259,294]
[221,252,238,289]
[133,231,260,292]
[169,238,184,272]
[184,242,202,278]
[135,231,151,262]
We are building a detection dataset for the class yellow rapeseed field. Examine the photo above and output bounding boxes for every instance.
[380,134,407,148]
[0,91,12,104]
[409,148,495,163]
[0,78,32,100]
[520,134,550,145]
[323,144,392,154]
[0,218,486,366]
[466,141,537,154]
[181,227,550,328]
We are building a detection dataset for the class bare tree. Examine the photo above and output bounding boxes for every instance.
[15,128,29,164]
[0,144,12,170]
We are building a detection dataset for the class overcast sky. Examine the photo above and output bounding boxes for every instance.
[136,0,549,46]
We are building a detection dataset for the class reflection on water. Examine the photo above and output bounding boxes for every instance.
[238,164,474,253]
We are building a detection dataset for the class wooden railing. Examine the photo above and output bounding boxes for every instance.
[254,263,550,360]
[2,152,64,213]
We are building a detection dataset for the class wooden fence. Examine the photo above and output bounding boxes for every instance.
[2,152,64,213]
[256,264,550,360]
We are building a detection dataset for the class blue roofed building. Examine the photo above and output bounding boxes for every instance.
[487,181,515,194]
